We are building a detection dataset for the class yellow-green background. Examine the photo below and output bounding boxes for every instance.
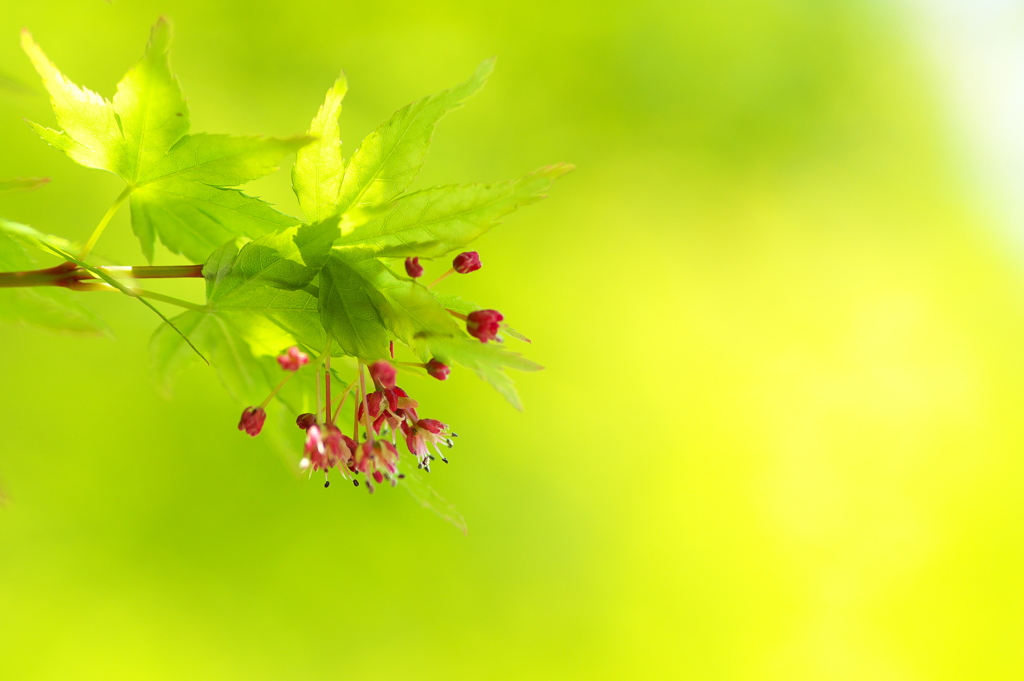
[2,1,1022,679]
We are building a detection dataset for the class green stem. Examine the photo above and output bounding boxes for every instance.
[80,185,134,260]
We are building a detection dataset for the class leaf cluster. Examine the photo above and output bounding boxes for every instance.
[3,20,571,409]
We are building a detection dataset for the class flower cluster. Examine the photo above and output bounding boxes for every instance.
[237,350,457,493]
[234,248,518,492]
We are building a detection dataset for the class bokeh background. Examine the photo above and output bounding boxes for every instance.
[2,0,1024,678]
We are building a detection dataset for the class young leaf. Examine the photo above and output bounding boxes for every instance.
[206,218,340,298]
[201,232,334,356]
[0,178,49,193]
[317,251,392,359]
[337,58,495,213]
[293,75,347,222]
[23,21,309,263]
[336,164,573,257]
[318,251,462,360]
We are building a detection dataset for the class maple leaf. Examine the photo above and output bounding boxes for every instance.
[22,18,310,263]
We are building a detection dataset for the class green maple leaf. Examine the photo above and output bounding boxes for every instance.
[283,59,571,406]
[336,164,573,258]
[22,19,310,263]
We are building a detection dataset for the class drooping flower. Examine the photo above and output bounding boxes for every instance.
[296,412,317,430]
[353,440,400,491]
[405,256,424,278]
[466,309,504,342]
[425,359,450,381]
[369,360,396,389]
[277,346,309,371]
[300,424,326,471]
[402,417,455,470]
[453,251,481,274]
[238,407,266,436]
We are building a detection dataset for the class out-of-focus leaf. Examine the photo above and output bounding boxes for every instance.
[402,467,467,535]
[150,309,271,401]
[0,178,49,193]
[426,335,542,410]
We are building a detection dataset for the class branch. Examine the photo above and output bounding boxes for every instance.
[0,263,203,289]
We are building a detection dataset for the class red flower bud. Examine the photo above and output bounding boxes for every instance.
[425,359,450,380]
[296,413,317,430]
[369,360,396,389]
[453,251,481,274]
[277,346,309,371]
[466,309,503,342]
[405,256,424,278]
[238,406,266,436]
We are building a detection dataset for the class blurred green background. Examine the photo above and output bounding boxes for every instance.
[2,0,1024,679]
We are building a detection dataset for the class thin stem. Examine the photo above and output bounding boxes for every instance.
[332,378,358,424]
[260,372,295,410]
[358,360,374,444]
[325,355,332,427]
[428,268,455,288]
[80,185,134,260]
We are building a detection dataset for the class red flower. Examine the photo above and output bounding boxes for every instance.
[425,359,450,381]
[405,256,424,278]
[353,440,400,492]
[300,424,326,470]
[238,407,266,436]
[277,346,309,371]
[323,425,357,469]
[402,418,455,470]
[369,360,396,389]
[466,309,503,342]
[295,413,317,430]
[453,251,481,274]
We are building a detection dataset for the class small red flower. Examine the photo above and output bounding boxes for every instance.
[277,346,309,371]
[353,440,400,492]
[402,417,455,469]
[369,360,396,389]
[295,413,317,430]
[405,256,424,278]
[425,359,450,381]
[466,309,503,342]
[453,251,481,274]
[300,423,326,470]
[238,407,266,436]
[323,425,357,469]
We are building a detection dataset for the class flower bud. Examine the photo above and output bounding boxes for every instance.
[405,256,424,278]
[296,413,317,430]
[425,359,450,380]
[466,309,503,342]
[277,346,309,372]
[453,251,481,274]
[238,406,266,436]
[369,360,396,389]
